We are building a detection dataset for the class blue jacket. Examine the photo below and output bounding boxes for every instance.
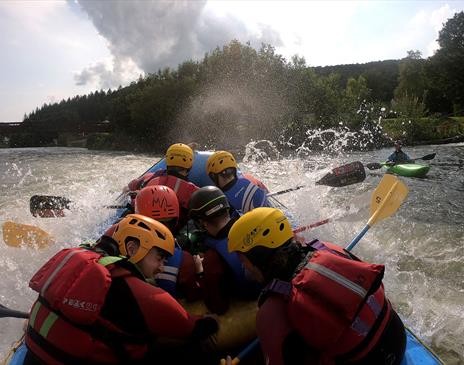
[155,244,183,298]
[387,150,411,164]
[223,177,271,213]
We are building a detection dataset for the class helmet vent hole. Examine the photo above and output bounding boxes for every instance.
[129,218,138,225]
[262,228,270,236]
[154,230,166,240]
[137,222,150,230]
[279,223,285,231]
[220,160,223,164]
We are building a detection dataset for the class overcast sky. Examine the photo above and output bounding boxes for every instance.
[1,0,463,122]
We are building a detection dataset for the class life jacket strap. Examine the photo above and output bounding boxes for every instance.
[258,278,292,306]
[335,299,390,363]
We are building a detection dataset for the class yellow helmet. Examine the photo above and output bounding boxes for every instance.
[206,151,238,175]
[112,214,174,263]
[165,143,194,169]
[228,207,293,253]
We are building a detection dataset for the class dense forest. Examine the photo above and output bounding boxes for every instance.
[3,12,464,152]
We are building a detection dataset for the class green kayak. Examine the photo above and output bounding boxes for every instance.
[387,163,430,178]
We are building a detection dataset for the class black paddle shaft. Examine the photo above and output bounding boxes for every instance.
[0,304,29,319]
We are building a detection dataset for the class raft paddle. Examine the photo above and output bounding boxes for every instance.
[366,153,436,170]
[0,304,29,319]
[345,174,408,251]
[29,195,128,218]
[2,221,53,249]
[220,174,409,364]
[268,161,367,198]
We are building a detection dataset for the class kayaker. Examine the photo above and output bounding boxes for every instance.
[387,140,412,165]
[228,207,407,365]
[127,143,199,228]
[206,150,271,213]
[189,186,262,314]
[134,185,203,301]
[24,214,218,365]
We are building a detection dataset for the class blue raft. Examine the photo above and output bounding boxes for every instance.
[3,327,444,365]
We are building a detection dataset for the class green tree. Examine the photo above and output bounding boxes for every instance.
[427,12,464,114]
[394,50,427,100]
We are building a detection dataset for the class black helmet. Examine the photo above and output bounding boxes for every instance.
[189,186,230,220]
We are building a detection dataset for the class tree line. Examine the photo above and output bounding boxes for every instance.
[9,12,464,152]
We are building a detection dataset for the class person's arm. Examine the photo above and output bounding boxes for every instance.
[128,277,217,339]
[386,152,396,163]
[404,152,412,162]
[177,252,203,302]
[252,186,272,209]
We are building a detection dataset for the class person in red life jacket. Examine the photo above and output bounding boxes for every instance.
[188,186,262,315]
[135,185,203,301]
[227,207,406,365]
[206,151,271,214]
[23,214,218,365]
[129,143,199,229]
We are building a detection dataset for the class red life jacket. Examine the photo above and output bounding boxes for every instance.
[146,175,198,210]
[261,241,391,364]
[25,248,147,365]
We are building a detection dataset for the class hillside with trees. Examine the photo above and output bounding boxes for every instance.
[2,11,463,152]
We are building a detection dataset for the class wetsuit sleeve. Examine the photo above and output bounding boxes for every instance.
[126,277,201,338]
[177,252,202,302]
[128,177,144,191]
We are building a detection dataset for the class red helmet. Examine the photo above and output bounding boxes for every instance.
[135,185,180,224]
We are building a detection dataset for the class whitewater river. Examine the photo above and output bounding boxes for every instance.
[0,144,463,364]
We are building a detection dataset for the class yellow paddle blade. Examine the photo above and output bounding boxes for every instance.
[2,221,53,249]
[368,174,409,226]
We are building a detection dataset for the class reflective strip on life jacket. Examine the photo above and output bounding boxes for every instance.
[40,249,86,297]
[156,265,179,283]
[242,182,259,213]
[173,178,181,193]
[304,261,367,298]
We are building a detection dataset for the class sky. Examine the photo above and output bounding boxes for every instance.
[1,0,463,122]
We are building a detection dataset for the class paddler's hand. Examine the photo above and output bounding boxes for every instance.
[193,254,204,274]
[219,355,233,365]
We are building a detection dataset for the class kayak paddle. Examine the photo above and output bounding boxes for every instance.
[0,303,29,319]
[366,153,436,170]
[221,174,409,364]
[2,221,53,249]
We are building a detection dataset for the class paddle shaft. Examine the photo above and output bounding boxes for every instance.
[345,178,400,251]
[267,185,304,197]
[0,304,29,319]
[293,218,330,234]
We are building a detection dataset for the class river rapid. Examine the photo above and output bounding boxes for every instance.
[0,145,463,363]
